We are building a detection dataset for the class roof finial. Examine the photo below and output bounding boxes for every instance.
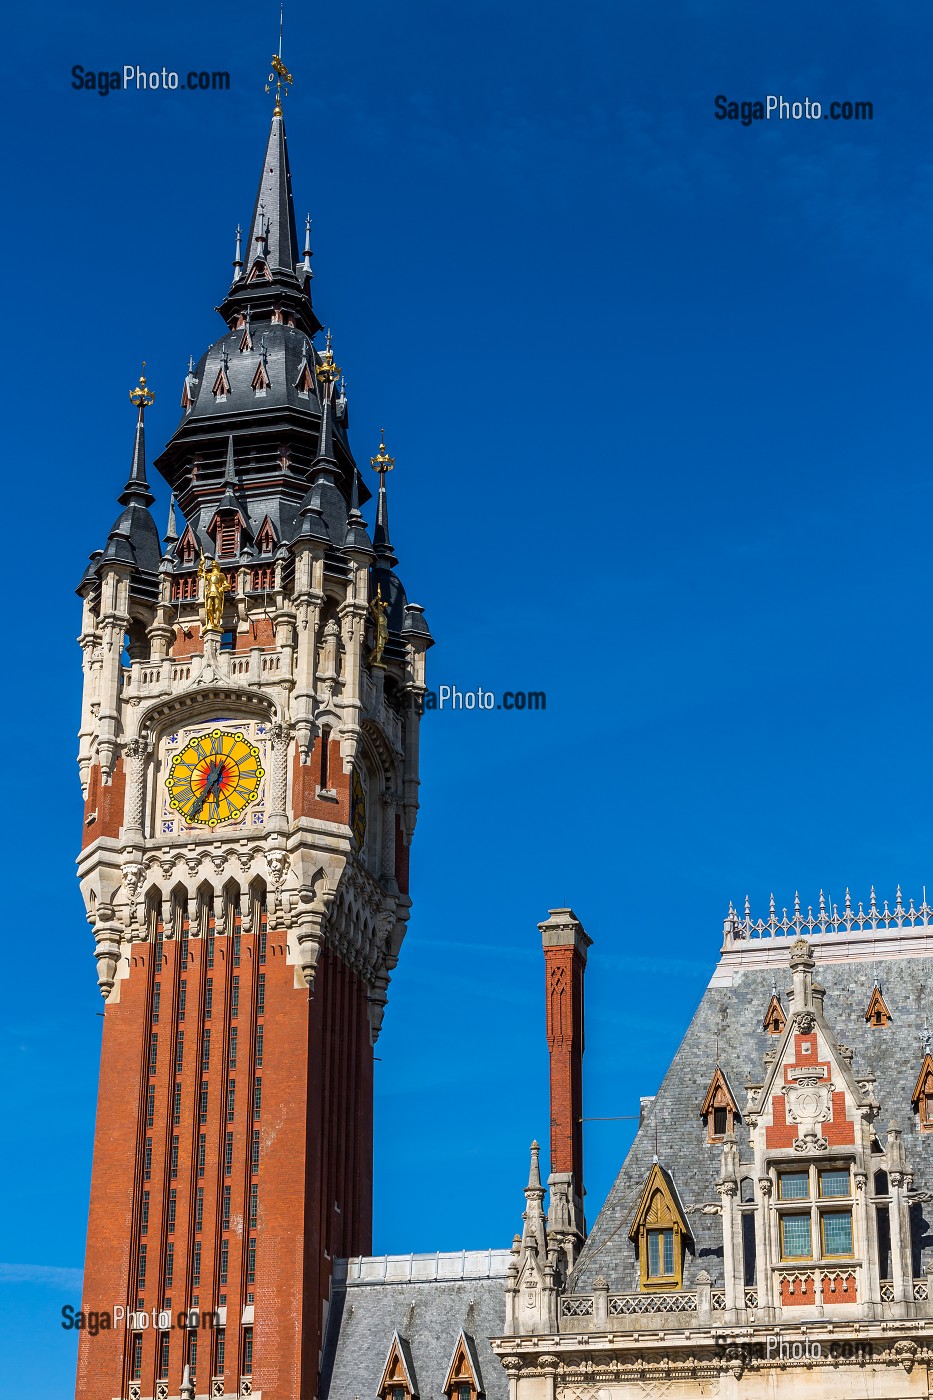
[129,361,155,413]
[165,493,178,544]
[371,429,398,566]
[315,330,341,400]
[303,213,313,273]
[265,10,294,118]
[121,363,156,507]
[233,223,243,277]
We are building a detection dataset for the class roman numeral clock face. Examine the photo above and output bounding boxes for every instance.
[166,727,265,828]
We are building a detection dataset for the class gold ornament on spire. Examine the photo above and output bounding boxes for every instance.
[315,329,341,387]
[370,430,395,476]
[129,361,155,409]
[265,6,294,116]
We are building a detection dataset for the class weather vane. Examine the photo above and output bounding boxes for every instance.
[129,361,155,409]
[370,430,395,476]
[265,4,293,115]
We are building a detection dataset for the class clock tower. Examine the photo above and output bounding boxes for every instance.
[74,82,432,1400]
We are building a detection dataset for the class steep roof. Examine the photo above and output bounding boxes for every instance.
[570,947,933,1294]
[321,1254,511,1400]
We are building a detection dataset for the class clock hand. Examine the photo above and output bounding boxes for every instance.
[190,761,224,818]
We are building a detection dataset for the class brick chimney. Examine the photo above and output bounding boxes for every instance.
[539,907,591,1263]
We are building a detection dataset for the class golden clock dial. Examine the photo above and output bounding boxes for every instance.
[166,728,265,828]
[350,767,367,851]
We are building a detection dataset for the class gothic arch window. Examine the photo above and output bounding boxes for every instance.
[178,527,199,567]
[628,1161,691,1291]
[255,517,277,555]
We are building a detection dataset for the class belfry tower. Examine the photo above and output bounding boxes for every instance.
[75,66,432,1400]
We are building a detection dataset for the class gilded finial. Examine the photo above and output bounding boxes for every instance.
[370,430,395,475]
[129,361,155,409]
[315,329,341,386]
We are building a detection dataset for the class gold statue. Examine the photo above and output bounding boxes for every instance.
[369,583,389,668]
[198,553,230,631]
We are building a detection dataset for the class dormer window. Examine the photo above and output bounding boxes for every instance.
[701,1066,740,1144]
[216,518,240,558]
[865,985,892,1028]
[178,527,198,566]
[378,1332,417,1400]
[762,993,786,1036]
[443,1329,483,1400]
[628,1161,691,1291]
[911,1053,933,1132]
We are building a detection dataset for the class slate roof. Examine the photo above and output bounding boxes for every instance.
[321,1254,511,1400]
[570,948,933,1294]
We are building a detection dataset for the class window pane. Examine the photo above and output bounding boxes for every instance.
[713,1107,727,1136]
[819,1170,850,1198]
[647,1229,673,1277]
[821,1211,853,1256]
[780,1215,812,1259]
[779,1172,809,1201]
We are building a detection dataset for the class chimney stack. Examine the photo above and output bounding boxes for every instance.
[539,907,591,1261]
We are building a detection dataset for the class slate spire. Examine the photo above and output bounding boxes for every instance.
[371,431,398,568]
[245,111,299,275]
[119,369,156,507]
[217,103,320,336]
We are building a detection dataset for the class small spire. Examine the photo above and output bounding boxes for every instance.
[303,213,313,273]
[164,493,178,545]
[233,223,243,278]
[371,429,398,567]
[120,364,156,507]
[223,435,236,485]
[526,1139,542,1192]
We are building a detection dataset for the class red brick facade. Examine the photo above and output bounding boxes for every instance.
[77,905,373,1399]
[82,759,126,848]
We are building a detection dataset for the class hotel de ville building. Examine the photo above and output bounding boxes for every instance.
[73,53,933,1400]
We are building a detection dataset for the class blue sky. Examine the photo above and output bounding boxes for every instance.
[3,1,933,1392]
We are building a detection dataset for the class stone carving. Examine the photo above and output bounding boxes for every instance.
[784,1076,832,1152]
[266,849,290,888]
[121,861,147,904]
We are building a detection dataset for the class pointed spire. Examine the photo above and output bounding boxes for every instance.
[164,493,178,546]
[313,332,341,466]
[371,429,398,567]
[233,223,243,278]
[526,1139,542,1192]
[217,79,320,336]
[303,213,313,273]
[119,366,156,507]
[241,108,300,277]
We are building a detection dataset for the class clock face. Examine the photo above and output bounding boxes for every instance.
[167,728,265,828]
[350,767,367,851]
